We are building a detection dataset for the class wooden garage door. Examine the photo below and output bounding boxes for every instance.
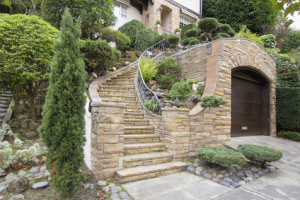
[231,69,269,137]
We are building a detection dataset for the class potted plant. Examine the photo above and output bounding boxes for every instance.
[175,28,180,35]
[156,20,162,27]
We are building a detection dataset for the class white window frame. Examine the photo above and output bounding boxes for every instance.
[180,14,195,29]
[114,3,128,27]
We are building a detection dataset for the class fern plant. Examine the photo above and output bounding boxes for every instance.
[140,58,158,82]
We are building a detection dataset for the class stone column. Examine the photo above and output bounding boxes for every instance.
[91,102,125,179]
[161,108,190,161]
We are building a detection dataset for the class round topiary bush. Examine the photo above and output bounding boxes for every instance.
[167,34,180,48]
[185,29,198,37]
[238,144,283,167]
[196,146,247,166]
[227,28,236,37]
[181,23,196,38]
[217,33,231,38]
[182,37,197,46]
[135,28,156,51]
[218,23,231,33]
[190,39,200,45]
[118,19,145,37]
[198,18,219,33]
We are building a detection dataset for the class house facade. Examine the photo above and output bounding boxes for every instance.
[112,0,202,33]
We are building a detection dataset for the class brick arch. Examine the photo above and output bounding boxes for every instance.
[189,38,276,138]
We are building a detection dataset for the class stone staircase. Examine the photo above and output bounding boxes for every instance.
[0,91,12,128]
[99,65,186,183]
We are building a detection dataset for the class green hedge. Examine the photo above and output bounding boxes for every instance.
[278,131,300,141]
[277,87,300,131]
[181,23,196,38]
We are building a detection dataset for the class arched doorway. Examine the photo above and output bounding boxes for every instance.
[231,68,270,137]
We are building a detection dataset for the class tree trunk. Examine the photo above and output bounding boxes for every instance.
[29,95,36,121]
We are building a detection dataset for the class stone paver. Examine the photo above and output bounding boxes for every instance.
[123,136,300,200]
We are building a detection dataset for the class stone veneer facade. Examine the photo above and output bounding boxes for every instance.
[88,38,276,179]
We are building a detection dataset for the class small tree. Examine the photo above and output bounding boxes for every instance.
[40,9,86,198]
[42,0,116,39]
[0,14,59,121]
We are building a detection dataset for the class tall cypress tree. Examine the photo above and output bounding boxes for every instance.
[40,8,87,198]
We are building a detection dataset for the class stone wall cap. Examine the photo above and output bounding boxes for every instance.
[189,102,205,116]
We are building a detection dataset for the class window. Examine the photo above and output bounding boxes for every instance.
[114,3,127,27]
[180,14,195,29]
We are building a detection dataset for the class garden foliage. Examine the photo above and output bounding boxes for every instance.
[278,131,300,141]
[238,144,282,166]
[80,39,121,74]
[167,34,180,48]
[0,14,59,121]
[140,58,158,82]
[135,28,158,51]
[266,49,300,87]
[40,9,86,198]
[260,34,277,49]
[96,27,130,45]
[157,57,178,86]
[42,0,116,39]
[234,26,264,47]
[200,96,227,107]
[276,87,300,131]
[155,33,169,43]
[203,0,277,34]
[144,100,160,112]
[196,146,247,166]
[281,30,300,53]
[181,23,196,38]
[168,79,192,99]
[118,19,145,37]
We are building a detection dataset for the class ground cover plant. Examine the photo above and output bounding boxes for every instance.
[200,96,227,107]
[39,9,86,198]
[278,131,300,141]
[238,144,283,167]
[0,13,59,121]
[196,146,247,166]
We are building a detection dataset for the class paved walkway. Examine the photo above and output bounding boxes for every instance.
[122,136,300,200]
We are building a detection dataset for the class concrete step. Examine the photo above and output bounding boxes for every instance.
[124,126,154,134]
[0,104,8,109]
[124,143,166,155]
[0,98,10,101]
[124,119,149,126]
[123,152,172,168]
[116,161,186,183]
[0,113,5,119]
[0,101,9,105]
[123,134,160,144]
[124,112,144,119]
[0,108,7,113]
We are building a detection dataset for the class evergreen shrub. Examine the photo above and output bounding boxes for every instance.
[135,28,157,51]
[155,33,169,43]
[156,20,162,25]
[198,18,218,33]
[234,26,264,47]
[238,144,282,166]
[175,28,180,32]
[190,39,200,45]
[118,19,145,37]
[40,9,86,198]
[157,73,177,85]
[181,23,196,38]
[276,87,300,130]
[281,30,300,53]
[200,96,227,107]
[196,146,247,166]
[140,58,158,82]
[168,79,192,99]
[217,33,231,38]
[218,23,230,33]
[185,29,198,37]
[157,56,178,86]
[182,37,197,46]
[260,34,277,49]
[278,131,300,141]
[167,34,180,48]
[81,39,121,74]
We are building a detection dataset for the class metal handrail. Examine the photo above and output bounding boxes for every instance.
[137,36,188,115]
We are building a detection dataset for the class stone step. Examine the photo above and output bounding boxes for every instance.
[0,104,8,109]
[124,112,144,119]
[124,126,154,134]
[123,134,160,144]
[0,101,9,105]
[100,84,135,89]
[123,152,173,168]
[124,119,149,126]
[0,113,5,119]
[98,91,136,96]
[111,77,135,81]
[0,108,7,113]
[125,107,140,113]
[100,88,136,93]
[0,98,10,101]
[101,101,139,107]
[100,96,136,102]
[105,80,134,84]
[124,143,166,155]
[116,161,186,183]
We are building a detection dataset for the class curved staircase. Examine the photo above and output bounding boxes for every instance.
[0,91,12,127]
[98,64,186,183]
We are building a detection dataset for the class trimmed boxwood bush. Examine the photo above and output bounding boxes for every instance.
[196,146,247,166]
[190,39,200,45]
[185,29,198,37]
[155,33,169,43]
[118,19,145,37]
[182,37,197,46]
[198,18,219,33]
[181,23,196,38]
[167,34,180,48]
[238,144,282,167]
[218,23,230,33]
[276,87,300,131]
[278,131,300,141]
[135,28,157,51]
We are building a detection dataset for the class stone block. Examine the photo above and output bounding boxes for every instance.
[97,135,118,144]
[104,144,124,154]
